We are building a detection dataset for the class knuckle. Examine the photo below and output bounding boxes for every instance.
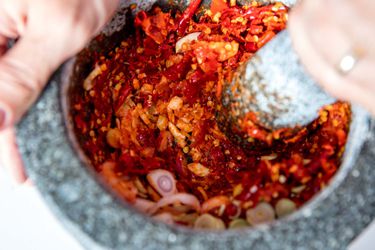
[0,59,40,92]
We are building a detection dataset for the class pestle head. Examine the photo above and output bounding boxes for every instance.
[222,30,335,129]
[218,30,335,147]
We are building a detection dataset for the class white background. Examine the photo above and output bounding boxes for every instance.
[0,167,374,250]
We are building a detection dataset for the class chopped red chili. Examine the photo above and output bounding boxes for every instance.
[71,1,351,229]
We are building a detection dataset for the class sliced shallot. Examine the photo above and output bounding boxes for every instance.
[201,195,230,213]
[153,213,175,225]
[149,193,201,215]
[147,169,177,197]
[133,198,156,214]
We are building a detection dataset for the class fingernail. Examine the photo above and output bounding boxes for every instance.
[0,109,5,128]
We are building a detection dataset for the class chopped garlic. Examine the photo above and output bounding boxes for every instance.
[175,32,201,53]
[168,96,183,111]
[188,163,210,177]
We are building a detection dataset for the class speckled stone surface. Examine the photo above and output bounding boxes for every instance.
[15,0,375,249]
[17,79,375,250]
[226,30,336,129]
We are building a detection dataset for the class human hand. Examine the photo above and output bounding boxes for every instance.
[288,0,375,115]
[0,0,119,182]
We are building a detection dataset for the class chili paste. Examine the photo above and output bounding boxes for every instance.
[71,1,351,229]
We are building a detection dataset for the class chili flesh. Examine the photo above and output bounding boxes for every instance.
[71,1,351,229]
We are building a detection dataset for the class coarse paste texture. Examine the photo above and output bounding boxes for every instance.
[16,80,375,249]
[70,1,351,229]
[16,0,375,249]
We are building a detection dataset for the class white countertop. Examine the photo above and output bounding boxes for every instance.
[0,167,374,250]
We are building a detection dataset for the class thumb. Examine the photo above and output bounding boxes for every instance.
[0,35,59,130]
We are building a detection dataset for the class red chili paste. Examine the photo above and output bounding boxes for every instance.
[71,1,350,229]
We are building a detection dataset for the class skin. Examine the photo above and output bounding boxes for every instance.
[0,0,119,182]
[1,0,374,183]
[288,0,375,114]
